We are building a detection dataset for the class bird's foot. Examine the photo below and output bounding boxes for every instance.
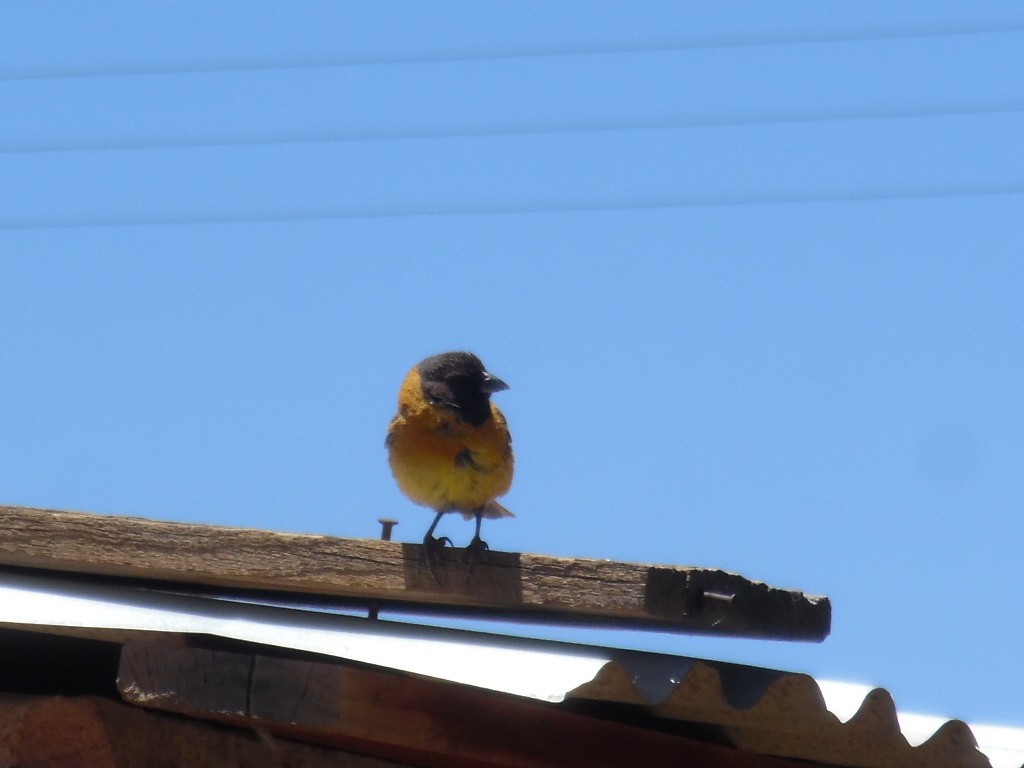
[421,535,453,582]
[461,535,490,573]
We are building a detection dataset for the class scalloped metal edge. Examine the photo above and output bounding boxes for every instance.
[568,659,1015,768]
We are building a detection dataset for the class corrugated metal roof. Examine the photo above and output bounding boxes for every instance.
[1,569,1020,768]
[568,659,997,768]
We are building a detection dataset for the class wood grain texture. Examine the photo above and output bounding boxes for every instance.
[0,505,830,641]
[117,641,818,768]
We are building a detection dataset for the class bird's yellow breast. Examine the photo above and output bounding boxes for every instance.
[386,368,513,516]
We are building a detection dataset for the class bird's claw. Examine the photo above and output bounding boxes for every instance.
[461,535,490,573]
[421,535,453,582]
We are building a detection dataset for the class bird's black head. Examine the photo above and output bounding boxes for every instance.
[418,351,508,427]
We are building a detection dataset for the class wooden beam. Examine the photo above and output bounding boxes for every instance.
[0,505,830,641]
[0,694,392,767]
[117,640,818,768]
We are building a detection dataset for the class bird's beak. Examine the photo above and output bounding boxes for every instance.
[481,372,509,393]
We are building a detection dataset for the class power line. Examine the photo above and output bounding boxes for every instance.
[2,22,1023,82]
[3,187,1022,231]
[3,102,1023,156]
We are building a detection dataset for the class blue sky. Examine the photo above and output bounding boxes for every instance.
[2,2,1023,726]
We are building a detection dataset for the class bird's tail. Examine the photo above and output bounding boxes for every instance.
[477,499,515,520]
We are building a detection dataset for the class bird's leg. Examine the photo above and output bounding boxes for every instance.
[461,509,490,572]
[421,509,453,576]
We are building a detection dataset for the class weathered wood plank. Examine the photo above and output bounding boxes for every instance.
[117,640,817,768]
[0,505,830,641]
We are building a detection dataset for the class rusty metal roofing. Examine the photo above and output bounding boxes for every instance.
[1,569,1021,768]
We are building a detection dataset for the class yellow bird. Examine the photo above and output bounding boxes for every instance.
[385,351,514,562]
